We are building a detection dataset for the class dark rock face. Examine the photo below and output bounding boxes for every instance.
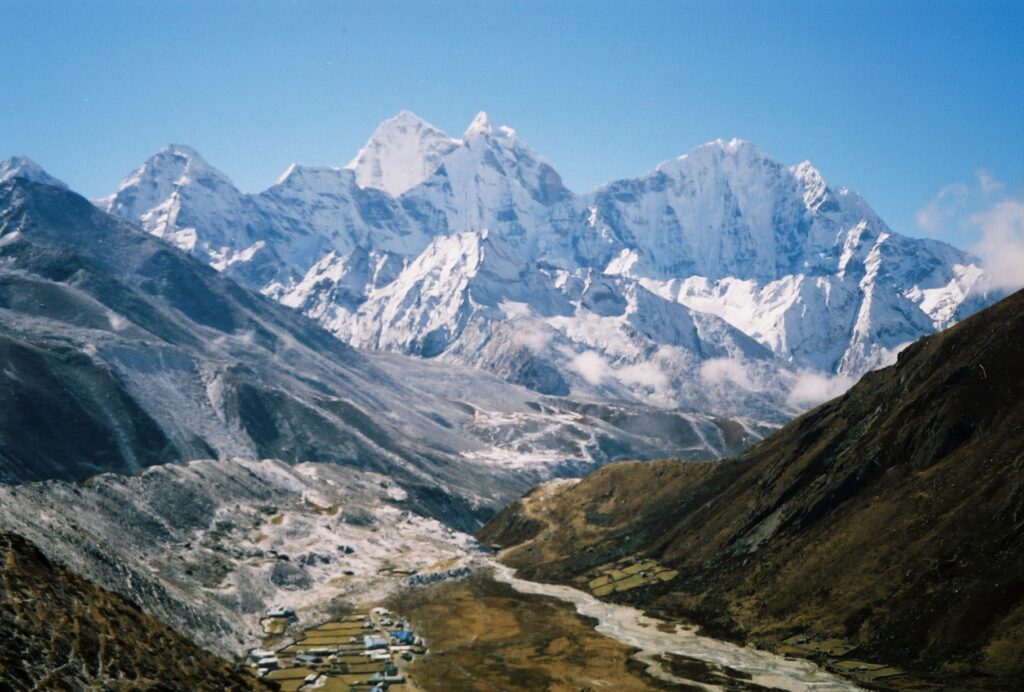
[0,334,180,483]
[0,530,265,690]
[483,289,1024,688]
[504,349,570,396]
[270,560,312,590]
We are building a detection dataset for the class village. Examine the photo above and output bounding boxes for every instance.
[248,605,426,691]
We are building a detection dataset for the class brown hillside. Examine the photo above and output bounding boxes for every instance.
[0,530,267,690]
[480,288,1024,689]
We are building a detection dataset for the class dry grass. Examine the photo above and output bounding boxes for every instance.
[387,572,660,691]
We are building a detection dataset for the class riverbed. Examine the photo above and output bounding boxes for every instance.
[488,560,860,691]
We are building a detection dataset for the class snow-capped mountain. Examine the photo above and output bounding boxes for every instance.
[94,144,264,271]
[0,155,67,189]
[347,110,461,196]
[97,113,995,420]
[2,171,749,498]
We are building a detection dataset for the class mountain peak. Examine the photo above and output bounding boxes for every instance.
[275,162,301,185]
[698,137,760,156]
[790,160,835,212]
[160,143,204,159]
[390,109,430,126]
[270,162,353,193]
[464,111,494,138]
[656,138,766,174]
[113,144,232,192]
[0,156,68,189]
[790,158,827,185]
[347,111,460,197]
[99,144,243,253]
[112,144,237,197]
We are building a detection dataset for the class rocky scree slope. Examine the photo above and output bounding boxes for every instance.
[0,458,485,656]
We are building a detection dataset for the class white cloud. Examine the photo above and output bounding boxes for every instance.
[568,350,611,386]
[915,181,970,235]
[914,169,1005,239]
[786,370,855,409]
[968,199,1024,292]
[916,170,1024,293]
[617,362,669,390]
[699,357,756,390]
[106,311,129,332]
[510,322,552,351]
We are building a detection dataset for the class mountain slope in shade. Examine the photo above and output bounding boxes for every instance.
[0,175,533,525]
[481,288,1024,688]
[95,113,997,420]
[0,530,263,690]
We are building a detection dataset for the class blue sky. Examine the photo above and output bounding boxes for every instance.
[2,0,1022,249]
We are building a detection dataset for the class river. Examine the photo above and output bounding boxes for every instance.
[488,560,861,691]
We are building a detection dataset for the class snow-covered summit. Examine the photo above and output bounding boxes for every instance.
[346,110,460,196]
[401,112,571,244]
[464,111,494,138]
[98,144,240,223]
[97,115,996,419]
[96,144,254,263]
[0,156,67,189]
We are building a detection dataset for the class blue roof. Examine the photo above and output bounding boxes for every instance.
[390,630,415,644]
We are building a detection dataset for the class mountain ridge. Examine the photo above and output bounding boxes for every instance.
[83,112,996,422]
[0,175,751,519]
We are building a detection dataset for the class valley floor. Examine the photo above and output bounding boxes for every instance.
[387,570,663,691]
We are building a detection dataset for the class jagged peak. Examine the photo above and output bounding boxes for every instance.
[274,162,346,184]
[790,160,836,212]
[275,162,300,184]
[159,143,204,159]
[690,137,762,158]
[115,144,236,194]
[0,156,68,189]
[347,111,461,197]
[387,110,434,128]
[348,111,456,156]
[268,163,358,197]
[791,159,825,182]
[464,111,494,139]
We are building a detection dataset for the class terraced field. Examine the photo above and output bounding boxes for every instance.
[587,557,678,597]
[249,609,425,691]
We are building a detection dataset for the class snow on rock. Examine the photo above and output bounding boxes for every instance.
[1,156,68,189]
[96,115,996,417]
[347,110,461,197]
